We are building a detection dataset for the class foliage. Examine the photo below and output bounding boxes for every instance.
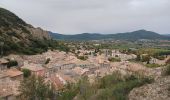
[7,60,18,68]
[45,58,51,64]
[50,30,168,41]
[19,75,57,100]
[163,65,170,76]
[58,72,153,100]
[77,56,88,61]
[22,68,31,78]
[138,48,170,58]
[166,58,170,64]
[1,38,70,55]
[141,55,151,64]
[108,57,121,62]
[136,54,141,61]
[0,8,70,56]
[145,63,161,68]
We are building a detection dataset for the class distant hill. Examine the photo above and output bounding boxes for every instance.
[0,8,52,55]
[163,34,170,36]
[49,30,170,41]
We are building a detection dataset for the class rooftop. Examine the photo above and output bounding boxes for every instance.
[5,68,23,77]
[22,63,45,72]
[0,72,9,79]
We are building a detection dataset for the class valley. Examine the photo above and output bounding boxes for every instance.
[0,7,170,100]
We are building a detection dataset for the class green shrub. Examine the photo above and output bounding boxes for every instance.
[166,58,170,64]
[7,60,18,68]
[77,56,88,61]
[108,57,121,62]
[59,72,153,100]
[22,68,31,78]
[45,58,51,64]
[164,65,170,75]
[145,63,161,68]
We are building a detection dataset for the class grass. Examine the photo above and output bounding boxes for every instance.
[58,72,153,100]
[145,63,161,68]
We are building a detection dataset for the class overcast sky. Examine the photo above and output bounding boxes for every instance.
[0,0,170,34]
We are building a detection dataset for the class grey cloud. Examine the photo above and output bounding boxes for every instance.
[0,0,170,34]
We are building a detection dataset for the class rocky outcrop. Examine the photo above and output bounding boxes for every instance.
[29,27,51,40]
[0,7,52,54]
[128,76,170,100]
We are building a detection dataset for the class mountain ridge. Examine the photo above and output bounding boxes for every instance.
[49,30,170,41]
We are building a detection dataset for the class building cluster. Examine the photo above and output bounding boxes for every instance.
[1,49,164,100]
[0,50,115,99]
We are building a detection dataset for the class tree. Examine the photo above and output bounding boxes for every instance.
[45,58,51,64]
[166,58,170,64]
[136,54,141,61]
[163,64,170,75]
[19,75,57,100]
[22,68,31,78]
[7,60,18,68]
[141,55,151,64]
[108,57,121,62]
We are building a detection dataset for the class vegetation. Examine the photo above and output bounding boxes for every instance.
[108,57,121,62]
[49,30,169,41]
[137,48,170,60]
[135,54,151,64]
[19,75,57,100]
[45,58,51,64]
[57,72,153,100]
[145,63,161,68]
[77,56,88,61]
[0,8,70,55]
[163,65,170,76]
[22,68,31,78]
[7,60,18,68]
[0,8,28,30]
[166,58,170,64]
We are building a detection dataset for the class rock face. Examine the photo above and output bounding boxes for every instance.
[0,7,51,41]
[129,76,170,100]
[29,27,51,40]
[0,7,51,54]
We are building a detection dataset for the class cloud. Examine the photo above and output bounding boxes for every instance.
[0,0,170,34]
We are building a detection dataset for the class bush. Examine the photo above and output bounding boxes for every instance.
[45,58,51,64]
[7,60,18,68]
[22,68,31,78]
[166,58,170,64]
[163,65,170,75]
[59,72,153,100]
[141,55,151,64]
[108,57,121,62]
[145,63,161,68]
[19,75,57,100]
[77,56,88,61]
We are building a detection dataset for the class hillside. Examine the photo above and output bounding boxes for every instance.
[129,76,170,100]
[0,7,53,55]
[50,30,170,41]
[163,34,170,36]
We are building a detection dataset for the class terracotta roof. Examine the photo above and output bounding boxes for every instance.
[0,88,13,98]
[6,68,23,77]
[46,75,64,90]
[0,72,9,79]
[0,59,8,64]
[21,64,45,72]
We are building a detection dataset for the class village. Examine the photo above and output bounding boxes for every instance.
[0,47,169,100]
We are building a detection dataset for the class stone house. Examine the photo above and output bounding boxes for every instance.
[0,59,8,71]
[21,63,45,77]
[5,68,23,81]
[0,73,16,100]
